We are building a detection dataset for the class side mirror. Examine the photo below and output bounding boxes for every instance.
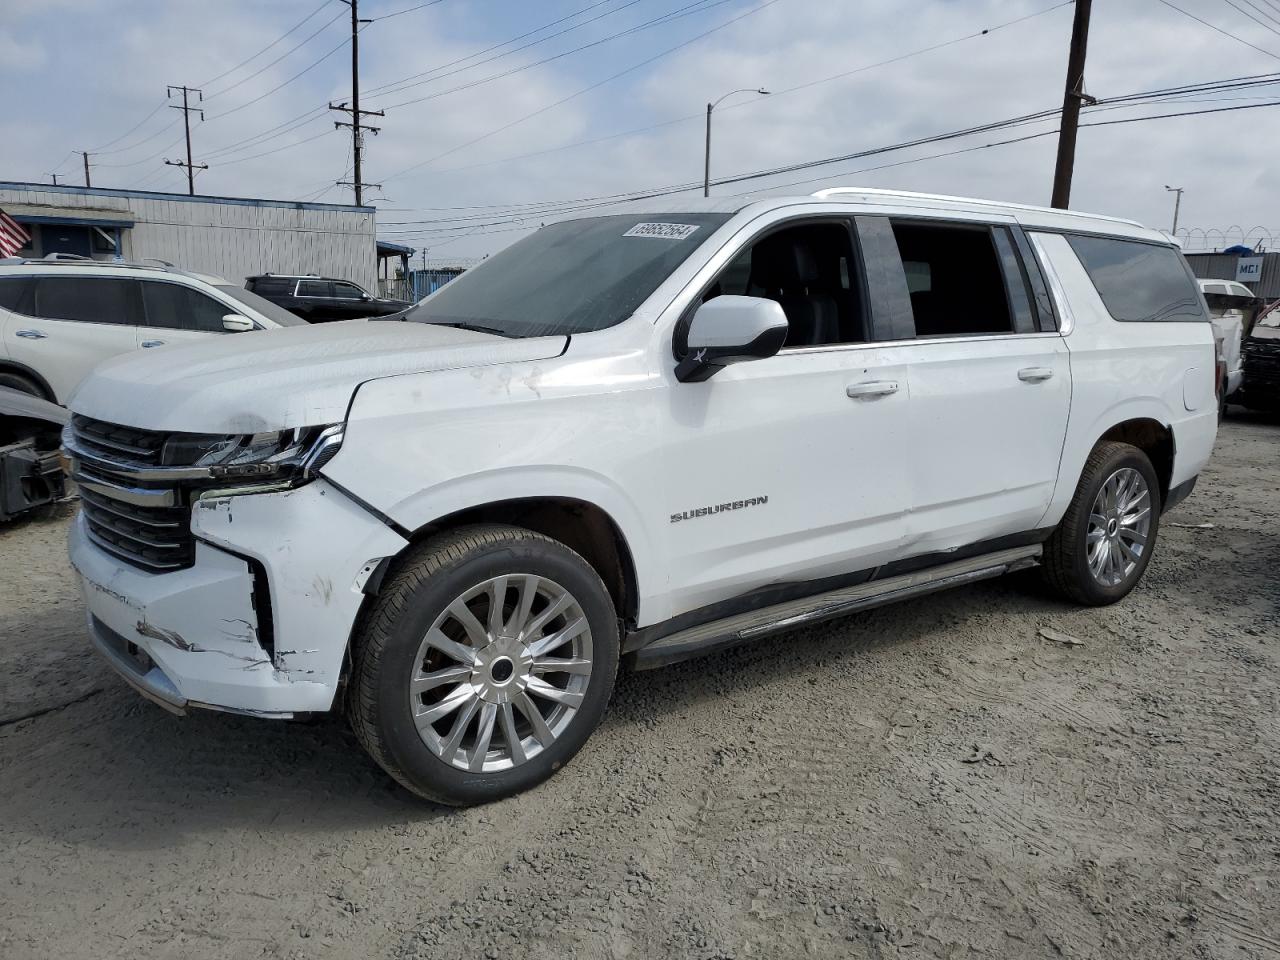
[222,314,255,333]
[675,296,788,383]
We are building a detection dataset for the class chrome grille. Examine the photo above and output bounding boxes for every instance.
[68,417,196,574]
[1244,339,1280,386]
[79,486,194,572]
[70,414,167,466]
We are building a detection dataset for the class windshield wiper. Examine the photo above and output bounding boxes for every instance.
[421,320,512,337]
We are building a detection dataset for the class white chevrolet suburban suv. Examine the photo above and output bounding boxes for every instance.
[63,188,1218,805]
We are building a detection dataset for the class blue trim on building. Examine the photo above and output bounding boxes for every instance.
[12,213,135,228]
[0,180,375,215]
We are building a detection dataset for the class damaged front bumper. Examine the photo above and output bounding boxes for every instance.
[70,479,408,717]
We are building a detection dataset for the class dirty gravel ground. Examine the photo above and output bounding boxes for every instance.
[2,416,1278,960]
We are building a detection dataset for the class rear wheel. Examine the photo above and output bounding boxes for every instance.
[348,525,619,805]
[1041,442,1161,606]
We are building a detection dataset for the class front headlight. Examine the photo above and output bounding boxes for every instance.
[160,424,344,481]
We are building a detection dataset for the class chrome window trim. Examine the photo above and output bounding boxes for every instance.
[1027,232,1075,336]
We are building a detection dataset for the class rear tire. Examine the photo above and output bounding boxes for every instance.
[1041,442,1162,606]
[348,525,619,805]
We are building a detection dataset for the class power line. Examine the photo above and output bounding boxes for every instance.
[379,82,1280,239]
[372,0,743,112]
[1154,0,1280,61]
[378,0,1072,185]
[204,9,348,101]
[203,25,362,122]
[380,0,785,183]
[364,0,675,105]
[218,127,340,167]
[200,0,338,89]
[361,0,628,99]
[89,101,170,153]
[1221,0,1280,35]
[368,0,447,21]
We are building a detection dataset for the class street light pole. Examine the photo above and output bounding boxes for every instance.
[1164,185,1184,235]
[704,87,769,197]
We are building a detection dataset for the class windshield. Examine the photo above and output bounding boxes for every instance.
[1259,310,1280,328]
[216,285,307,327]
[406,213,729,337]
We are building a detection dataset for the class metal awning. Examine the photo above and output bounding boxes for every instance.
[376,239,415,257]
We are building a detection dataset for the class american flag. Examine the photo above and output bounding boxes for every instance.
[1,209,32,258]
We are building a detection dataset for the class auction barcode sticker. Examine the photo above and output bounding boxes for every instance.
[623,222,700,241]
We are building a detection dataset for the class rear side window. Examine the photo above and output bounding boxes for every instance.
[890,221,1017,336]
[331,281,364,300]
[297,280,329,297]
[251,278,291,295]
[141,281,229,332]
[34,277,139,325]
[0,277,32,314]
[1067,235,1206,323]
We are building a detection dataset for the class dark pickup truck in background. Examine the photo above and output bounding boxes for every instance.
[244,275,412,322]
[1240,307,1280,411]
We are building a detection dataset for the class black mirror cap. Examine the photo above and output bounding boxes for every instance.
[675,323,786,383]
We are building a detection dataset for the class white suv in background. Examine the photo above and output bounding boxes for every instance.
[1197,277,1254,402]
[0,257,305,403]
[62,188,1218,805]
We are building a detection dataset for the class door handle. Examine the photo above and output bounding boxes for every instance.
[846,380,899,399]
[15,329,47,340]
[141,340,166,348]
[1018,366,1054,383]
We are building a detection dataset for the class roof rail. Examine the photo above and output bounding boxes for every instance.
[810,186,1145,227]
[1,256,186,273]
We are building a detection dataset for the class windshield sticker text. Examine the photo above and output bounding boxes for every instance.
[624,222,701,241]
[671,496,768,524]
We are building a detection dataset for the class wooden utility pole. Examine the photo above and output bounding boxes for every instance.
[332,0,382,205]
[1050,0,1094,209]
[165,85,208,195]
[79,152,91,188]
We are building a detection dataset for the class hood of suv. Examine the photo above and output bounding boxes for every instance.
[69,321,568,432]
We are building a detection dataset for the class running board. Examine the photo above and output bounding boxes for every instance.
[630,544,1042,670]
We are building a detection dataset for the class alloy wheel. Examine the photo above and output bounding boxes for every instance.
[1086,467,1152,587]
[409,575,593,773]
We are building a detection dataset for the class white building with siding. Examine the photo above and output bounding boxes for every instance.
[0,181,377,289]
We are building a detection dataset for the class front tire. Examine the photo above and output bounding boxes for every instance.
[1041,442,1162,606]
[348,525,619,805]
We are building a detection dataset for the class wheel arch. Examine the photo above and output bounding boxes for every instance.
[1096,417,1174,506]
[0,360,57,402]
[393,496,641,628]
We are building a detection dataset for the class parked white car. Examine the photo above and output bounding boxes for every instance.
[63,188,1218,804]
[0,257,305,403]
[1197,277,1253,401]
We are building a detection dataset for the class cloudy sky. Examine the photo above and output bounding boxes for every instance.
[3,0,1278,259]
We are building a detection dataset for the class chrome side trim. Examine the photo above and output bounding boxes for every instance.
[631,545,1042,670]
